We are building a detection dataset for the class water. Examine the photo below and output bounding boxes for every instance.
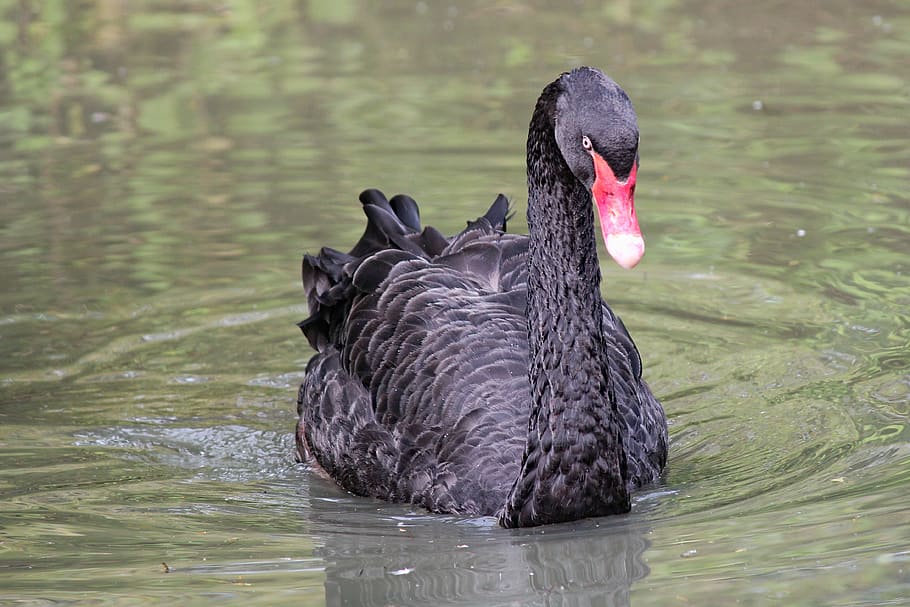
[1,1,909,605]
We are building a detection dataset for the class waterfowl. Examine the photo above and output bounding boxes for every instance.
[296,67,667,527]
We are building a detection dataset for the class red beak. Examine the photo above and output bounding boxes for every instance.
[590,153,644,269]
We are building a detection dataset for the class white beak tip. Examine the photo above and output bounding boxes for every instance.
[605,233,645,270]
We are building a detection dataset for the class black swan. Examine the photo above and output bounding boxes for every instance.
[296,67,668,528]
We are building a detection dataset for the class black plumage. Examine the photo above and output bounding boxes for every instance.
[296,67,668,528]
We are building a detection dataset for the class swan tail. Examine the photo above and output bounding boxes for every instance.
[300,189,513,351]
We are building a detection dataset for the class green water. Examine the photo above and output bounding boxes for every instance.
[1,1,909,605]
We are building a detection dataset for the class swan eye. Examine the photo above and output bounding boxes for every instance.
[582,136,593,151]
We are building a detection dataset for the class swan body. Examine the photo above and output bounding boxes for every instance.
[296,67,668,527]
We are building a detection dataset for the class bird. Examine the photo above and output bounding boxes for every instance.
[295,67,668,528]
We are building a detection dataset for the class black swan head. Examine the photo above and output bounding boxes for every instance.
[530,66,643,269]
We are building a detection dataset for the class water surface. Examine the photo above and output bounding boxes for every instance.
[2,1,909,605]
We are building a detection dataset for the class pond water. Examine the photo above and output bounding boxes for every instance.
[2,1,909,605]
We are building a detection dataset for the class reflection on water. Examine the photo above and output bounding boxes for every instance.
[2,1,910,605]
[315,512,653,607]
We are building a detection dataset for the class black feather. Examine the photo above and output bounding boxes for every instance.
[389,194,421,231]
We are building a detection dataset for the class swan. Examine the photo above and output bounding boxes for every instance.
[296,67,668,528]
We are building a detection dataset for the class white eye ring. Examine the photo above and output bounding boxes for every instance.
[582,135,592,151]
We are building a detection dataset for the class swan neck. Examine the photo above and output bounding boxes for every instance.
[498,103,630,527]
